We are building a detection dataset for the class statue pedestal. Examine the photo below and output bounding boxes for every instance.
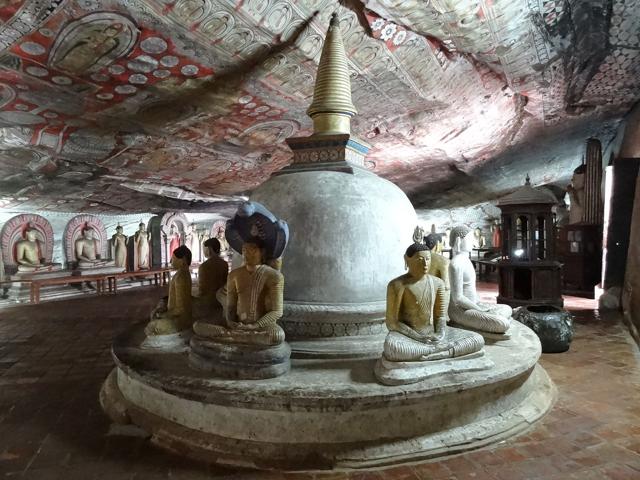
[374,327,492,386]
[189,336,291,379]
[101,321,554,470]
[73,265,125,276]
[141,330,192,353]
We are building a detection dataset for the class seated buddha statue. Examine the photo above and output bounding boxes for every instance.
[379,243,484,365]
[75,227,114,268]
[197,238,228,305]
[193,241,285,346]
[15,228,61,273]
[448,225,511,334]
[424,233,450,290]
[145,246,193,336]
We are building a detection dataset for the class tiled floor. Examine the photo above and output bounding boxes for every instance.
[0,285,639,479]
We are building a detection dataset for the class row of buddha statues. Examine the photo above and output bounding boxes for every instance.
[413,222,503,254]
[143,202,513,385]
[1,213,228,279]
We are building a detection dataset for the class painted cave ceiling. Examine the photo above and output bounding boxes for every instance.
[0,0,637,214]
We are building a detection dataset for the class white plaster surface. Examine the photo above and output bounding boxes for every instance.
[251,168,417,304]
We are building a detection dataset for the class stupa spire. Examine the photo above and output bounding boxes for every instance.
[306,12,357,135]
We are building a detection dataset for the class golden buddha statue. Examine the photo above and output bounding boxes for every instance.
[424,233,450,290]
[193,241,285,346]
[145,246,193,336]
[197,238,228,305]
[381,243,484,363]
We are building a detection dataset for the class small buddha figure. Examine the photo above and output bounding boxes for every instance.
[491,220,502,248]
[193,241,285,346]
[145,246,193,336]
[168,224,181,257]
[412,225,426,244]
[376,243,484,379]
[132,223,150,270]
[15,228,60,272]
[424,233,450,291]
[473,227,486,249]
[75,227,114,268]
[441,228,451,253]
[567,164,585,224]
[448,225,512,334]
[111,225,127,268]
[197,238,228,306]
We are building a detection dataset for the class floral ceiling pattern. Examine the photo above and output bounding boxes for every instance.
[0,0,637,213]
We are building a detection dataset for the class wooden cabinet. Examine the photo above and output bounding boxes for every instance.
[557,225,602,298]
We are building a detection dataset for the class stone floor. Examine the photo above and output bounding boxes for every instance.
[0,285,639,480]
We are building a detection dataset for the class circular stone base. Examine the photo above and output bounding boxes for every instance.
[101,322,555,470]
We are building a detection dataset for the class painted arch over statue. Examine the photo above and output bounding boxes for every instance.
[63,214,108,266]
[0,214,55,272]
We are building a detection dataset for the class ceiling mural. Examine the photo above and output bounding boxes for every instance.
[0,0,637,213]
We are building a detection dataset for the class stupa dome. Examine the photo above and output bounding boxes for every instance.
[251,168,416,305]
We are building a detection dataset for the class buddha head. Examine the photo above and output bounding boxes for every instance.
[116,225,123,234]
[138,222,146,232]
[171,245,192,269]
[84,227,95,240]
[25,228,38,242]
[169,224,176,235]
[404,243,431,278]
[203,238,221,259]
[450,225,472,253]
[242,241,265,267]
[423,233,439,252]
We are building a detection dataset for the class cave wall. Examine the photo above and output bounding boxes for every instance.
[416,202,501,246]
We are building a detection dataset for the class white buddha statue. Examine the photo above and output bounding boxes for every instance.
[133,223,151,270]
[448,225,511,334]
[111,225,127,268]
[15,228,61,273]
[75,227,114,269]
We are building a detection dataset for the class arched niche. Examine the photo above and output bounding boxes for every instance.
[0,214,54,272]
[148,212,189,267]
[63,215,108,267]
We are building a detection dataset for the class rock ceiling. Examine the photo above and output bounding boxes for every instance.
[0,0,637,214]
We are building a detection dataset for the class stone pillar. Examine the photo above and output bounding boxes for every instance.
[584,138,603,225]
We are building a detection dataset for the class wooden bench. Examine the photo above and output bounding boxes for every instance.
[106,268,173,294]
[30,274,109,304]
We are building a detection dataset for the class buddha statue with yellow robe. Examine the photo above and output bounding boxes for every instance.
[189,201,290,379]
[193,242,285,346]
[145,246,193,337]
[375,243,486,386]
[197,238,228,306]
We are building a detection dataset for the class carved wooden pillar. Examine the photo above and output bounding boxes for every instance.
[584,138,603,225]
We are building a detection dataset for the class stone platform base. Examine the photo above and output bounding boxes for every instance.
[72,266,125,275]
[189,336,291,379]
[141,330,192,352]
[101,322,555,470]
